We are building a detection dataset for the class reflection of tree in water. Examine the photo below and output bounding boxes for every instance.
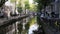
[25,22,30,34]
[18,23,23,34]
[17,20,30,34]
[17,16,38,34]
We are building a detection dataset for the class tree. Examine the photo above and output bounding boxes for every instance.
[25,0,30,9]
[34,0,52,11]
[16,0,23,13]
[33,0,53,25]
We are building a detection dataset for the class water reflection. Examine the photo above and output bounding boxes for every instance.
[28,23,39,34]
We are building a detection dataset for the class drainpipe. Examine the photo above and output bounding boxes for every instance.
[55,0,59,18]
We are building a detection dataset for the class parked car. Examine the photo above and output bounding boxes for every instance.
[0,12,4,18]
[10,11,19,16]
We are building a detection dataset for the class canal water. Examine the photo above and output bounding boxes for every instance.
[22,16,39,34]
[28,16,39,34]
[18,16,39,34]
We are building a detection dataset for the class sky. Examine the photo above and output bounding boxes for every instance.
[29,0,33,4]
